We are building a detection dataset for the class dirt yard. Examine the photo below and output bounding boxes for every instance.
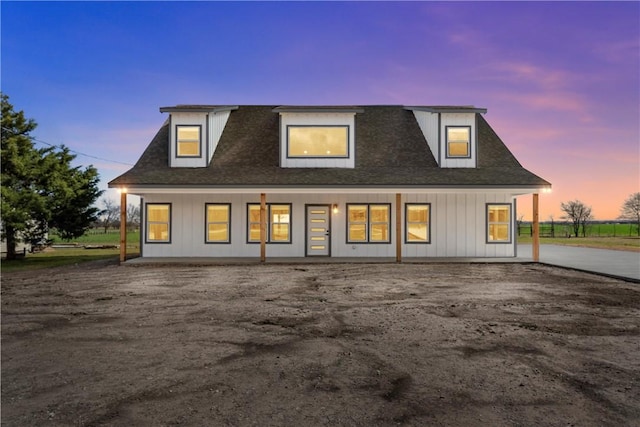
[2,261,639,426]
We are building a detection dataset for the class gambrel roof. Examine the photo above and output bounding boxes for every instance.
[109,105,550,189]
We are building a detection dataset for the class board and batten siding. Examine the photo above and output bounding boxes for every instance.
[140,193,516,258]
[412,110,439,164]
[208,110,231,163]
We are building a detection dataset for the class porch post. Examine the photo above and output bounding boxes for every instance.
[532,193,540,262]
[119,189,127,263]
[396,193,402,263]
[260,193,266,263]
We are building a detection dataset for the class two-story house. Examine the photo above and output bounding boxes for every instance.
[109,105,550,261]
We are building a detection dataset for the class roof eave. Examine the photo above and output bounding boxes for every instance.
[405,106,488,114]
[159,105,239,113]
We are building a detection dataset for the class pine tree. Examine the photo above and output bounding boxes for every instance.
[1,94,103,259]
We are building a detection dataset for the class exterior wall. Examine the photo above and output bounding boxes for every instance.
[279,113,356,168]
[169,112,208,168]
[208,110,231,163]
[440,113,477,168]
[412,111,439,164]
[139,192,516,258]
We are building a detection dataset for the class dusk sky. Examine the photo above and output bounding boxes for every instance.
[2,1,638,220]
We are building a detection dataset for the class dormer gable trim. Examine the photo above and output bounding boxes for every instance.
[160,105,239,114]
[273,106,365,114]
[405,106,487,114]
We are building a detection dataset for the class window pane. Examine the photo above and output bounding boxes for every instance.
[407,223,428,242]
[488,205,510,222]
[407,205,428,222]
[271,205,290,224]
[178,126,200,140]
[208,224,229,242]
[370,224,389,242]
[348,205,367,222]
[148,205,169,222]
[448,142,468,157]
[249,223,261,241]
[271,224,289,241]
[447,127,469,142]
[149,223,169,241]
[178,141,200,156]
[288,126,348,157]
[370,205,389,222]
[248,205,261,222]
[208,205,229,222]
[489,224,509,241]
[349,224,366,242]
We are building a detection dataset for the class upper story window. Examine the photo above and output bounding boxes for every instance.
[446,126,471,158]
[287,126,349,158]
[176,125,201,157]
[274,107,363,169]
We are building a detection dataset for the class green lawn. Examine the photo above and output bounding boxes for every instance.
[2,230,140,273]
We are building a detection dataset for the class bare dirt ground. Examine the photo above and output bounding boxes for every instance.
[2,261,639,426]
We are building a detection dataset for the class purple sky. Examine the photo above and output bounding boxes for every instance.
[2,1,638,220]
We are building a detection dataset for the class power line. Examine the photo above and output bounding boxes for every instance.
[1,127,134,166]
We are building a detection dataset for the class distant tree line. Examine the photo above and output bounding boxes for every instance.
[94,197,140,232]
[517,193,640,238]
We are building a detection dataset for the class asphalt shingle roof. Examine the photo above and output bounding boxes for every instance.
[109,105,550,189]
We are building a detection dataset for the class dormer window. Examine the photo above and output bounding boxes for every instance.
[287,126,349,158]
[446,126,471,158]
[176,125,201,157]
[274,106,363,169]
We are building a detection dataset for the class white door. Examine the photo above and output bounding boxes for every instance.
[306,205,331,256]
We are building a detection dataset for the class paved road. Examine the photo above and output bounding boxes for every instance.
[518,244,640,281]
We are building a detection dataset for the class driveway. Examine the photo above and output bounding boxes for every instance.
[518,244,640,281]
[2,261,639,426]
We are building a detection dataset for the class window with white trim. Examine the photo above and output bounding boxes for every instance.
[247,203,292,243]
[487,204,511,243]
[347,204,390,243]
[205,204,230,243]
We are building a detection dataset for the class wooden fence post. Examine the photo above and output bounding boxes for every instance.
[532,193,540,262]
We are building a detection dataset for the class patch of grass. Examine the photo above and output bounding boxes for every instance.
[518,235,640,252]
[2,230,141,273]
[1,248,121,273]
[50,230,140,245]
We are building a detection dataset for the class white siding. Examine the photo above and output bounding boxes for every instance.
[440,113,477,168]
[139,192,516,259]
[169,112,208,168]
[412,110,439,164]
[279,113,356,168]
[208,111,231,163]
